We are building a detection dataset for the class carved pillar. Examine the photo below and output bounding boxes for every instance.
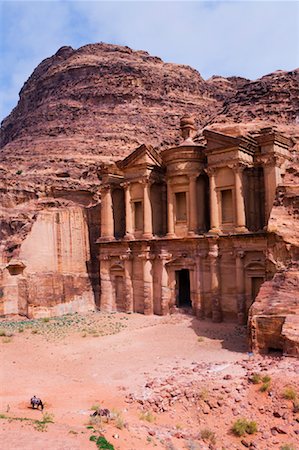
[159,249,172,315]
[168,269,176,312]
[208,241,222,322]
[188,174,198,235]
[197,176,205,232]
[235,250,246,324]
[123,183,134,239]
[263,155,284,222]
[143,180,153,239]
[166,180,175,237]
[195,250,207,319]
[120,250,133,313]
[100,185,114,240]
[208,169,220,233]
[234,166,248,232]
[139,247,154,315]
[99,255,113,311]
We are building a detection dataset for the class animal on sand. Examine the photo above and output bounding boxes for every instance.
[30,395,44,410]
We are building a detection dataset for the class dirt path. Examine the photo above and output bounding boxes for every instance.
[1,312,298,449]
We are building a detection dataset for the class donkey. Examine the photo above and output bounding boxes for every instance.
[30,395,44,410]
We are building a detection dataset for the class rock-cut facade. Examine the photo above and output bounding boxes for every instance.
[98,116,295,355]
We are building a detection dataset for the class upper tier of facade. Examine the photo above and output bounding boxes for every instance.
[99,117,292,242]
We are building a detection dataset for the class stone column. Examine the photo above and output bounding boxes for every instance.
[99,255,114,311]
[120,249,133,313]
[263,155,283,222]
[168,269,176,312]
[139,247,154,315]
[123,183,134,239]
[143,180,153,239]
[208,169,220,233]
[235,250,246,324]
[208,240,222,322]
[197,176,206,232]
[166,180,175,237]
[188,174,198,235]
[159,249,172,315]
[234,166,248,232]
[100,185,114,240]
[194,250,206,319]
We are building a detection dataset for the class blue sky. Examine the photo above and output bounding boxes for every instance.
[0,0,298,122]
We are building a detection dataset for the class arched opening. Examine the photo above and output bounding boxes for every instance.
[197,173,210,232]
[150,182,167,236]
[112,188,125,239]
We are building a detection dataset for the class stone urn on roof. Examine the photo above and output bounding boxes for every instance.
[180,114,197,144]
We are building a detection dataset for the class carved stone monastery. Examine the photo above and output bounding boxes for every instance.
[98,116,291,325]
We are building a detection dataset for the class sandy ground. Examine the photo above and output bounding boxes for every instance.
[0,312,298,450]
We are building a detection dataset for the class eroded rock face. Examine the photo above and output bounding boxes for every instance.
[0,43,298,352]
[249,160,299,356]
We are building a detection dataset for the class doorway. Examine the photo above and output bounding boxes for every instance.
[176,269,192,307]
[251,277,264,302]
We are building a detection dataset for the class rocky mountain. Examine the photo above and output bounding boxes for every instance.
[0,43,298,353]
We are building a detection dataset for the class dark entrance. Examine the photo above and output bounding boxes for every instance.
[176,269,192,307]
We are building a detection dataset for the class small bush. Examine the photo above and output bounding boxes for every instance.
[201,428,216,444]
[260,381,270,392]
[139,411,156,423]
[280,445,296,450]
[282,387,297,401]
[231,418,258,437]
[250,373,261,384]
[261,375,271,383]
[199,387,209,401]
[91,404,101,411]
[16,170,23,175]
[3,337,12,343]
[197,336,204,342]
[31,329,38,334]
[90,435,115,449]
[0,329,7,337]
[18,327,24,333]
[42,317,50,323]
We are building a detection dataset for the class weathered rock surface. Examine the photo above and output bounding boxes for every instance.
[0,42,298,346]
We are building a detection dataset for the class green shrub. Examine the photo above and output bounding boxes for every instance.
[231,418,258,437]
[280,445,296,450]
[250,373,261,384]
[260,381,270,392]
[42,317,50,323]
[261,375,271,383]
[0,329,6,337]
[139,410,156,423]
[282,387,297,401]
[201,428,216,444]
[90,435,115,449]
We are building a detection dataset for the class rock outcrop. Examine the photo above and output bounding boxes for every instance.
[0,43,298,352]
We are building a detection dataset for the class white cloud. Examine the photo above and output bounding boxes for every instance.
[0,0,298,121]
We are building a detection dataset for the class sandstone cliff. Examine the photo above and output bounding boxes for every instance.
[0,43,298,347]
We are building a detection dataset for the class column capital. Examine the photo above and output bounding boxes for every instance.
[206,167,217,177]
[101,184,111,193]
[99,254,110,261]
[158,250,172,261]
[120,249,133,261]
[138,251,155,261]
[189,173,199,181]
[234,249,245,259]
[228,162,249,172]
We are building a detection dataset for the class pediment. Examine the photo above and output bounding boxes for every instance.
[117,144,163,170]
[204,130,240,151]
